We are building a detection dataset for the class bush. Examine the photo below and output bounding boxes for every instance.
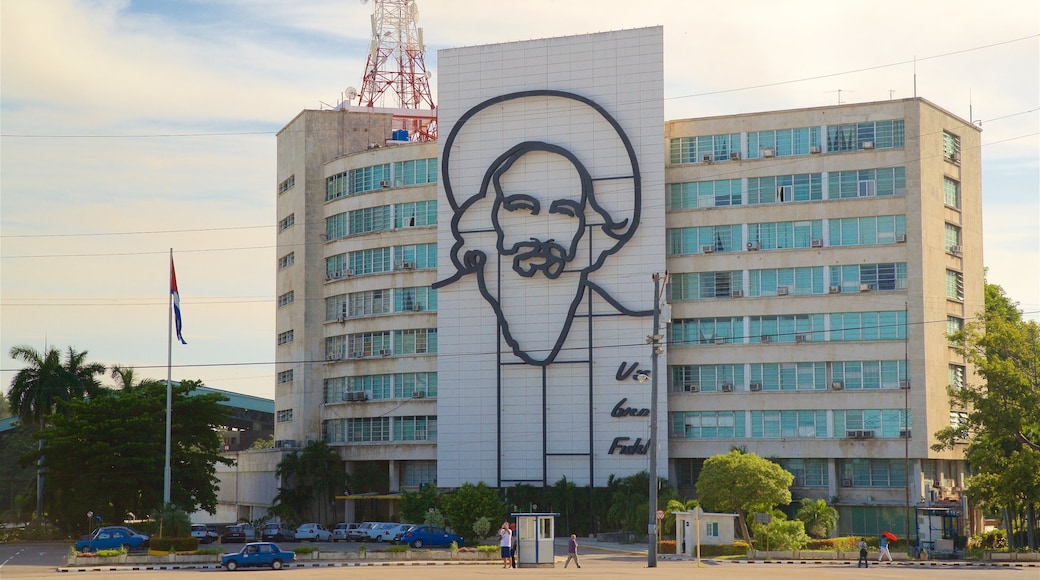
[476,545,499,554]
[657,540,676,554]
[752,518,809,551]
[968,529,1007,550]
[291,546,319,555]
[385,545,407,553]
[804,537,858,551]
[697,542,750,558]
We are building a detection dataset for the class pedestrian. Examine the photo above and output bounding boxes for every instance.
[857,537,868,568]
[564,534,581,568]
[498,522,513,568]
[878,534,893,562]
[510,522,517,568]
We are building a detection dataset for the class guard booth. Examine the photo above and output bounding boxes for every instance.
[512,512,558,568]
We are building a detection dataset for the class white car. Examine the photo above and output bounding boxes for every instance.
[366,522,399,542]
[295,523,332,542]
[190,524,219,544]
[332,523,359,542]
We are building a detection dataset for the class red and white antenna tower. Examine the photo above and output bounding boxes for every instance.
[346,0,436,141]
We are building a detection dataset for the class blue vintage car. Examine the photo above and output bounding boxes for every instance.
[74,526,149,552]
[221,542,296,570]
[398,525,464,549]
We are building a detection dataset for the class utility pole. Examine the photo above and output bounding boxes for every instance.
[646,272,665,567]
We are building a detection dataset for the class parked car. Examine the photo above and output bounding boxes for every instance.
[74,526,150,552]
[79,526,148,541]
[236,522,257,541]
[387,523,417,544]
[331,522,359,542]
[295,523,332,542]
[347,522,378,542]
[191,524,219,544]
[222,525,247,543]
[221,542,295,570]
[260,522,296,542]
[399,525,464,549]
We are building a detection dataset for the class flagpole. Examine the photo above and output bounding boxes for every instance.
[164,249,173,505]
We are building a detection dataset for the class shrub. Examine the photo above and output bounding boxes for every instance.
[93,548,125,558]
[968,529,1007,550]
[477,545,499,554]
[752,518,809,551]
[698,543,750,558]
[195,548,223,555]
[385,545,408,553]
[657,540,676,554]
[292,546,319,555]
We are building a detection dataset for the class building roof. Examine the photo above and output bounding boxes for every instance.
[193,386,273,414]
[0,415,19,434]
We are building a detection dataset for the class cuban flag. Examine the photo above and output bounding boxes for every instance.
[171,256,187,345]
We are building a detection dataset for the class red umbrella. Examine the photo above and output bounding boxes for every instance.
[882,531,898,542]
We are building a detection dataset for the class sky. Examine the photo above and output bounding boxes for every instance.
[2,0,1038,401]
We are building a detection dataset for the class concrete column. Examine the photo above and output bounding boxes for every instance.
[388,459,400,492]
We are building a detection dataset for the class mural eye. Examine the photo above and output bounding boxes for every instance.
[549,199,581,218]
[502,195,539,214]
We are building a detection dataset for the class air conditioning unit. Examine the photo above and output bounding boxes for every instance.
[336,315,346,323]
[810,239,823,248]
[731,290,743,298]
[900,380,910,389]
[900,429,912,438]
[760,335,772,343]
[412,391,427,398]
[762,147,776,158]
[949,245,962,255]
[714,337,727,345]
[860,430,875,438]
[396,261,415,270]
[795,333,809,343]
[702,154,713,163]
[720,383,734,392]
[809,145,821,154]
[380,180,391,188]
[412,304,424,311]
[846,430,862,438]
[749,382,762,392]
[352,351,365,359]
[326,354,342,361]
[831,380,845,390]
[860,283,876,292]
[861,141,875,150]
[895,233,907,243]
[746,241,760,251]
[841,478,853,487]
[684,382,700,393]
[829,285,842,294]
[345,391,368,402]
[701,245,715,254]
[379,349,391,357]
[776,287,790,296]
[950,151,961,164]
[730,152,741,161]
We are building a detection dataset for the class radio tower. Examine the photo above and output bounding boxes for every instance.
[347,0,436,141]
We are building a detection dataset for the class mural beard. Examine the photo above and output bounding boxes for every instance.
[509,238,569,279]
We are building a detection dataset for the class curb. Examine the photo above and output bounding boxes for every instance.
[58,560,502,573]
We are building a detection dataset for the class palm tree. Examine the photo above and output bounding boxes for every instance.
[7,345,105,520]
[110,365,161,391]
[795,497,839,538]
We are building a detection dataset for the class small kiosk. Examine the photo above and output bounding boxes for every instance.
[512,512,559,568]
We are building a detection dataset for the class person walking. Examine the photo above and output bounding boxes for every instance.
[498,522,513,568]
[878,534,893,562]
[564,534,581,568]
[857,537,869,568]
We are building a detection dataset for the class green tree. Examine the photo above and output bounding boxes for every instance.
[273,441,345,525]
[0,425,36,521]
[603,472,650,535]
[934,282,1040,550]
[795,498,838,538]
[663,497,698,537]
[7,345,105,521]
[400,484,444,524]
[752,514,810,550]
[250,435,274,449]
[25,379,231,532]
[695,450,794,542]
[443,482,507,544]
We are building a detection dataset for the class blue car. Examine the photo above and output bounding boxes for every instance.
[74,526,149,552]
[398,525,464,549]
[221,542,296,570]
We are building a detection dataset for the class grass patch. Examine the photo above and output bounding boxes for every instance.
[291,546,319,555]
[384,545,408,553]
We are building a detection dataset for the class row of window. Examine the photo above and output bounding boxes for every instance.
[668,167,907,209]
[326,286,437,321]
[326,243,437,278]
[670,120,904,164]
[325,415,437,443]
[277,174,295,195]
[670,408,910,440]
[670,310,907,345]
[324,372,437,402]
[326,201,437,241]
[782,458,910,488]
[325,328,437,359]
[326,158,437,201]
[669,262,908,300]
[668,215,906,255]
[670,360,908,393]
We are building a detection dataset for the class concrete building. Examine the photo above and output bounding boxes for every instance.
[271,29,981,536]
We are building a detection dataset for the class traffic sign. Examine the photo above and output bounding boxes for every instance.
[656,510,665,520]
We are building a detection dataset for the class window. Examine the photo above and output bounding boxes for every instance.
[278,291,295,307]
[827,120,904,152]
[393,158,438,186]
[393,243,437,269]
[403,461,437,487]
[278,174,295,195]
[347,331,392,357]
[395,287,437,312]
[835,409,910,440]
[747,220,823,250]
[832,361,907,390]
[670,364,744,393]
[839,458,908,487]
[830,311,907,341]
[667,225,742,254]
[326,171,350,201]
[394,416,437,442]
[781,458,829,487]
[943,132,961,164]
[278,252,295,270]
[829,215,907,246]
[277,370,293,384]
[947,316,964,338]
[325,163,392,201]
[394,201,437,228]
[950,410,969,430]
[828,167,905,199]
[749,362,827,390]
[705,522,720,538]
[276,409,293,423]
[749,314,824,343]
[668,179,742,209]
[670,411,745,439]
[751,410,827,438]
[395,328,437,355]
[944,177,961,209]
[749,267,824,296]
[349,374,392,400]
[346,417,391,442]
[669,272,741,300]
[747,127,820,158]
[278,213,295,232]
[670,317,743,345]
[669,133,741,164]
[348,247,393,275]
[747,173,823,204]
[946,270,964,301]
[949,364,965,390]
[395,372,437,398]
[277,330,294,345]
[347,289,392,318]
[944,223,962,252]
[830,263,907,292]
